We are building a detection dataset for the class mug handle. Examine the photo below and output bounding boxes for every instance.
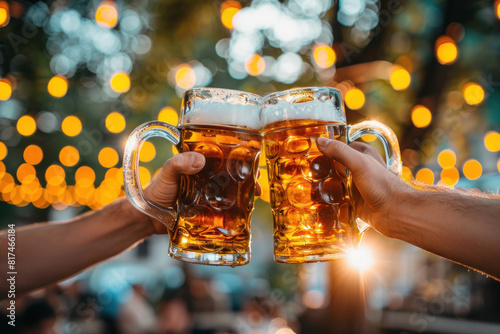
[123,121,181,230]
[347,120,402,233]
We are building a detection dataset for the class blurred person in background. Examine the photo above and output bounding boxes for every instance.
[117,284,157,334]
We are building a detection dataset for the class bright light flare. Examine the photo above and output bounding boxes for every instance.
[175,65,196,89]
[95,1,118,29]
[0,78,12,100]
[0,1,9,27]
[347,246,374,272]
[221,1,241,29]
[313,45,336,68]
[245,54,265,76]
[463,83,484,105]
[390,66,411,90]
[435,36,458,65]
[110,72,131,93]
[345,88,365,110]
[47,75,68,98]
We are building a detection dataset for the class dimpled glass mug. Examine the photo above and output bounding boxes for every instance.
[123,88,262,266]
[261,87,402,263]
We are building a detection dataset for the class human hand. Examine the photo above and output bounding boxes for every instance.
[316,137,411,237]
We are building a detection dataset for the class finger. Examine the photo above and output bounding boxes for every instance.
[316,137,372,176]
[349,142,386,166]
[158,152,205,185]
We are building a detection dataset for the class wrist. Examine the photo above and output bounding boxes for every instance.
[116,197,156,238]
[383,183,419,239]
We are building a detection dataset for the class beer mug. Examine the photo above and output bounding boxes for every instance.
[261,87,401,263]
[123,88,262,266]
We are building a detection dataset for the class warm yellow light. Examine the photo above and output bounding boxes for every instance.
[158,107,178,125]
[139,166,151,186]
[95,1,118,29]
[416,168,434,185]
[17,115,37,136]
[61,115,82,137]
[98,147,119,168]
[361,134,377,142]
[47,75,68,98]
[221,1,241,30]
[105,112,126,133]
[172,146,179,155]
[497,158,500,173]
[496,0,500,20]
[347,246,373,272]
[313,45,336,69]
[45,165,66,186]
[17,163,36,184]
[390,67,411,90]
[411,105,432,128]
[484,131,500,152]
[0,161,4,179]
[462,159,482,180]
[440,167,459,187]
[0,78,12,100]
[0,141,7,160]
[245,54,265,76]
[23,145,43,165]
[437,149,456,168]
[59,146,80,167]
[436,37,458,65]
[175,65,196,90]
[110,72,130,93]
[401,166,413,182]
[0,1,9,27]
[257,167,270,202]
[344,88,365,110]
[75,166,96,187]
[139,141,156,162]
[463,83,484,105]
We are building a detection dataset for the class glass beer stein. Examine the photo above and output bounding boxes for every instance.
[261,87,401,263]
[123,88,262,266]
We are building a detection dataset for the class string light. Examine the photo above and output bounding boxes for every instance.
[221,1,241,29]
[437,149,456,168]
[158,107,178,125]
[45,165,66,186]
[110,72,131,93]
[245,54,265,76]
[98,147,119,168]
[435,36,458,65]
[463,83,484,105]
[47,75,68,98]
[75,166,96,187]
[139,142,156,162]
[440,167,459,187]
[313,45,336,68]
[17,164,36,184]
[105,112,126,133]
[344,88,365,110]
[17,115,37,136]
[61,115,82,137]
[138,166,151,186]
[411,105,432,128]
[463,159,482,180]
[416,168,434,185]
[390,67,411,90]
[23,145,43,165]
[95,1,118,29]
[0,78,12,100]
[0,142,7,160]
[59,146,80,167]
[484,131,500,152]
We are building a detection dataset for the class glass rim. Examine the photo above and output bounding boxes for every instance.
[183,87,262,103]
[262,86,341,101]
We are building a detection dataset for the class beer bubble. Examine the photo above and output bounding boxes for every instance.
[284,136,311,154]
[275,157,297,180]
[194,143,223,174]
[227,147,253,181]
[300,155,331,180]
[265,140,279,158]
[270,182,285,208]
[204,173,237,209]
[319,178,344,204]
[286,178,313,208]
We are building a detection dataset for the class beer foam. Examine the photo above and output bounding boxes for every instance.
[180,91,261,130]
[261,90,346,126]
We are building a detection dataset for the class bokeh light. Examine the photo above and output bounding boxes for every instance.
[347,246,374,272]
[361,134,376,142]
[401,166,413,182]
[0,78,12,100]
[245,54,265,76]
[45,165,66,186]
[390,67,411,90]
[23,145,43,165]
[0,1,9,27]
[344,88,365,110]
[221,1,241,30]
[440,167,459,187]
[416,168,434,185]
[437,149,456,168]
[17,163,36,184]
[158,107,179,125]
[75,166,96,187]
[484,131,500,152]
[47,75,68,98]
[463,159,482,180]
[313,45,336,69]
[463,83,484,105]
[95,1,118,29]
[59,146,80,167]
[175,64,196,90]
[435,36,458,65]
[496,0,500,20]
[0,142,7,160]
[139,142,156,162]
[17,115,37,136]
[105,112,126,133]
[61,115,82,137]
[98,147,119,168]
[411,105,432,128]
[138,166,151,186]
[110,72,131,93]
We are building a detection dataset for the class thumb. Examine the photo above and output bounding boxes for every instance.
[316,137,370,176]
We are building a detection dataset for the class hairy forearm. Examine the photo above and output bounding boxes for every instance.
[0,198,152,296]
[388,187,500,279]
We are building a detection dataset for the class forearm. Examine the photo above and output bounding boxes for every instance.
[388,187,500,279]
[0,198,152,295]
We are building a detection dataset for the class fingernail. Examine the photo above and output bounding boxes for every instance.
[192,154,205,168]
[317,137,329,147]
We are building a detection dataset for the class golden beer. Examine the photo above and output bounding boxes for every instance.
[264,119,355,263]
[170,125,261,266]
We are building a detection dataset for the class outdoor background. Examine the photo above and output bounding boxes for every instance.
[1,0,500,333]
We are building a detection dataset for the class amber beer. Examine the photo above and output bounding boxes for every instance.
[264,118,355,263]
[171,124,261,266]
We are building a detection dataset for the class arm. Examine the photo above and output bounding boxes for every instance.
[0,152,205,295]
[316,137,500,279]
